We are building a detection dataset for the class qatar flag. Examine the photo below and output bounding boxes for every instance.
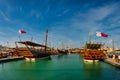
[19,30,26,34]
[96,31,108,38]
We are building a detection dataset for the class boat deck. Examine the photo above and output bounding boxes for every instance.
[0,56,24,63]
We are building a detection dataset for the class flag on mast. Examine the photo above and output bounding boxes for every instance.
[96,31,108,38]
[19,30,26,34]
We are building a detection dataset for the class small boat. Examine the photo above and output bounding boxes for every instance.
[15,41,51,58]
[57,49,68,54]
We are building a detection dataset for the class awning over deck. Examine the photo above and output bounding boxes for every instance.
[16,41,46,47]
[85,43,102,49]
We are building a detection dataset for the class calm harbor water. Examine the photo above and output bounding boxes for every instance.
[0,54,120,80]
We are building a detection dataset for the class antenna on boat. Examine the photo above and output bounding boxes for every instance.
[7,41,10,48]
[62,42,64,50]
[31,37,33,42]
[7,41,10,52]
[112,39,115,54]
[88,32,92,43]
[45,29,48,53]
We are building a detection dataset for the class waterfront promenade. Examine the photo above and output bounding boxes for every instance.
[104,58,120,68]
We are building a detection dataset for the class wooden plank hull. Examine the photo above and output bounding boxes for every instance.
[81,50,105,61]
[16,47,50,58]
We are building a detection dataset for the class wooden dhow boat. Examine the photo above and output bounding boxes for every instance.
[15,41,51,59]
[80,43,105,62]
[15,29,51,59]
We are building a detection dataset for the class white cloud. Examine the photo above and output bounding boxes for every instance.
[30,10,41,19]
[49,3,120,48]
[0,10,11,21]
[0,32,6,36]
[19,7,23,12]
[46,5,50,13]
[0,0,120,49]
[57,9,70,16]
[70,3,118,31]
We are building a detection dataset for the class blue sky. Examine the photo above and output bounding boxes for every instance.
[0,0,120,49]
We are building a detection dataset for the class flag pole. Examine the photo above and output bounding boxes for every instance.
[105,37,108,48]
[18,29,26,41]
[101,36,103,44]
[112,39,115,54]
[19,34,21,41]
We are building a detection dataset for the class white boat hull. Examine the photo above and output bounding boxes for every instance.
[84,59,99,63]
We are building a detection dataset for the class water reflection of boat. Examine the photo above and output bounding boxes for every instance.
[83,62,102,70]
[15,41,51,59]
[83,62,102,80]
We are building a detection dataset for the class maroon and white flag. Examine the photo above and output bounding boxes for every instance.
[19,30,26,34]
[96,31,108,38]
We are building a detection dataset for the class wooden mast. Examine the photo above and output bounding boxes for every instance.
[45,29,48,53]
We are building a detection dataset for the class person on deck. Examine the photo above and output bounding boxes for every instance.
[118,54,120,63]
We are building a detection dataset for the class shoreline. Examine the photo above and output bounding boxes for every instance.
[103,58,120,69]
